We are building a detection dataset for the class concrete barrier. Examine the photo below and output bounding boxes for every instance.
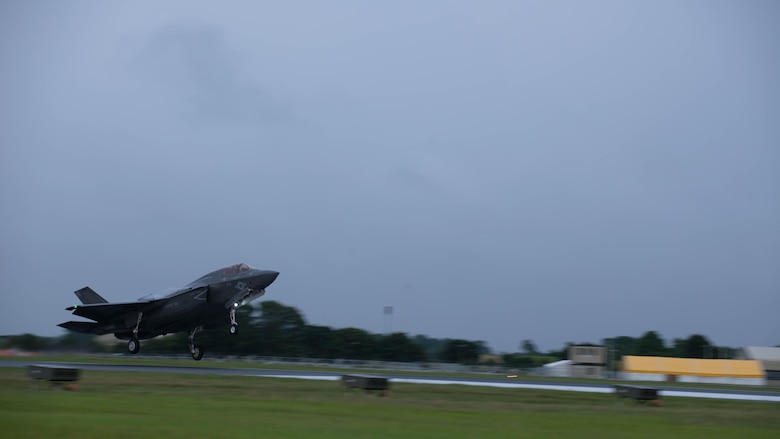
[27,364,81,390]
[341,374,391,395]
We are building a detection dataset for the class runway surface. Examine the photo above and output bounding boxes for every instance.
[2,360,779,402]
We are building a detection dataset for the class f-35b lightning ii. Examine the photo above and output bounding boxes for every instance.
[59,263,279,360]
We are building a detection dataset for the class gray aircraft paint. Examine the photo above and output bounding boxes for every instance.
[59,263,279,360]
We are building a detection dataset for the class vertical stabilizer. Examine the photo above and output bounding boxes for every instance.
[74,286,108,304]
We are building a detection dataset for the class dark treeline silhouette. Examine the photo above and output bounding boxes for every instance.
[1,301,488,364]
[2,303,751,364]
[603,331,732,359]
[136,301,433,362]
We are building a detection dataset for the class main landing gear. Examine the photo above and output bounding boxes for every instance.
[127,312,143,355]
[187,310,240,360]
[188,326,204,361]
[128,338,140,354]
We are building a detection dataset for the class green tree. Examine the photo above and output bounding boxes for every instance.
[610,336,638,357]
[636,331,668,356]
[546,342,573,360]
[5,333,50,351]
[502,354,536,368]
[327,327,374,360]
[193,304,258,355]
[521,339,539,355]
[438,339,481,364]
[255,301,307,356]
[139,333,187,354]
[474,340,491,356]
[300,325,334,358]
[168,301,307,357]
[412,334,446,360]
[53,332,101,352]
[375,333,427,362]
[677,334,713,358]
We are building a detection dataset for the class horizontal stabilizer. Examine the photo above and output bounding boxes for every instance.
[74,286,108,304]
[58,321,110,335]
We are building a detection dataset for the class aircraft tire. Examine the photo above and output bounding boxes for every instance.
[230,324,238,335]
[192,344,204,361]
[128,338,140,355]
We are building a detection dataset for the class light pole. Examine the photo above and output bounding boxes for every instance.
[383,304,393,335]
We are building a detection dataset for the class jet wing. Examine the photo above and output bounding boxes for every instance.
[64,285,208,322]
[66,300,164,322]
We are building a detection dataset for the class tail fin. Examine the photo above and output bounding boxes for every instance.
[74,286,108,304]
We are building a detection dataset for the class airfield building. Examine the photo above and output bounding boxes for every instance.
[621,356,765,386]
[568,345,607,378]
[735,346,780,388]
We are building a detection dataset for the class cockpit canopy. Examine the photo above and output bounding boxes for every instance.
[222,263,252,275]
[187,263,255,287]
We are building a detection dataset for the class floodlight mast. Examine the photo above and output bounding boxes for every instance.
[383,304,393,335]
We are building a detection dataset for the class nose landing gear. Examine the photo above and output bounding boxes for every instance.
[229,306,239,335]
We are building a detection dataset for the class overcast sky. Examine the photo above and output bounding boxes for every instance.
[1,1,778,353]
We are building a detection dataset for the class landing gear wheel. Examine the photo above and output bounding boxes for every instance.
[128,338,140,354]
[191,344,204,361]
[230,324,239,335]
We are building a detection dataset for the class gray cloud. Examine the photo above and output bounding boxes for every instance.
[130,22,287,127]
[1,1,778,352]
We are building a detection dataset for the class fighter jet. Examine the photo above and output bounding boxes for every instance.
[59,263,279,360]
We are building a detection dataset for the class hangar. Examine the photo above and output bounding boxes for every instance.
[621,356,764,386]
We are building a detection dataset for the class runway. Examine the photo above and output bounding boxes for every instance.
[2,360,779,402]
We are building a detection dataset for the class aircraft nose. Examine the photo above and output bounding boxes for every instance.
[257,270,280,287]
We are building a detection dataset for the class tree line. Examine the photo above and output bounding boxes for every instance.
[1,302,752,365]
[0,301,490,364]
[603,331,731,359]
[139,301,492,363]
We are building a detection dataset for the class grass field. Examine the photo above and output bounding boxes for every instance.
[1,368,778,438]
